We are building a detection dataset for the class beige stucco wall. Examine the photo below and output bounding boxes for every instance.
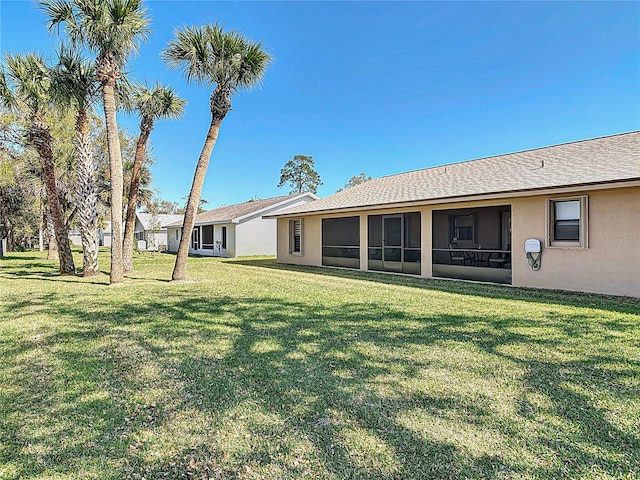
[276,186,639,297]
[277,215,323,266]
[511,187,639,297]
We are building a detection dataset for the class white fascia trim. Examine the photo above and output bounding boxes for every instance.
[234,192,321,223]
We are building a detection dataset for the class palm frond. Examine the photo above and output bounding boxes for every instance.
[50,45,98,110]
[162,23,271,93]
[162,25,214,85]
[39,0,83,45]
[126,80,186,121]
[0,67,17,109]
[3,53,51,114]
[42,0,150,69]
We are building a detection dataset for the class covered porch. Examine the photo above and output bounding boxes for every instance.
[432,205,512,284]
[190,223,232,257]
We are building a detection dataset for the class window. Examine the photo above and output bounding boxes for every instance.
[221,226,227,249]
[201,225,214,249]
[191,227,199,249]
[175,230,179,240]
[547,196,588,247]
[289,219,302,254]
[451,214,475,242]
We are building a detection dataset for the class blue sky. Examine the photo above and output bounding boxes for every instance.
[1,1,639,208]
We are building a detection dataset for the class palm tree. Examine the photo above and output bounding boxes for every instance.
[162,24,271,281]
[121,82,185,273]
[41,0,150,284]
[1,53,76,274]
[50,48,101,276]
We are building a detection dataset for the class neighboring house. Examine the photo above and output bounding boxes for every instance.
[134,213,184,251]
[101,221,112,247]
[165,193,319,258]
[270,132,640,298]
[0,235,6,257]
[68,227,82,247]
[69,223,109,247]
[71,215,184,251]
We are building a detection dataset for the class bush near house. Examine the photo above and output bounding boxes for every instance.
[0,251,638,479]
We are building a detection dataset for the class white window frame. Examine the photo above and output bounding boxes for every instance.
[546,196,588,248]
[289,219,303,255]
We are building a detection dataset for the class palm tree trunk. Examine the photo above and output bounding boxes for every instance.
[172,117,223,281]
[29,114,75,274]
[101,81,124,284]
[75,108,100,277]
[123,117,153,273]
[45,207,58,261]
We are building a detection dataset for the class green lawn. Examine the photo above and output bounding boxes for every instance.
[0,250,638,479]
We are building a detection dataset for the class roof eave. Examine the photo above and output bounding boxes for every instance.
[233,192,321,223]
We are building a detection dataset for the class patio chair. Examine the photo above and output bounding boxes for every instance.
[449,243,472,266]
[489,244,511,268]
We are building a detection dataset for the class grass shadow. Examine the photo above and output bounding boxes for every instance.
[2,288,638,478]
[228,258,640,315]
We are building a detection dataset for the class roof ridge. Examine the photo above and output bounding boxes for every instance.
[378,130,640,179]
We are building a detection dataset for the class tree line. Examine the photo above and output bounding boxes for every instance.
[1,0,372,283]
[1,0,270,283]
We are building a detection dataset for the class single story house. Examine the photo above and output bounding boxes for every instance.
[134,213,184,251]
[269,132,640,298]
[69,222,109,247]
[165,193,319,258]
[68,228,82,247]
[70,214,183,251]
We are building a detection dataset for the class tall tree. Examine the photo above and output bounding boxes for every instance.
[50,48,101,276]
[0,145,41,253]
[42,0,150,284]
[337,172,371,192]
[162,24,271,281]
[92,124,154,213]
[121,82,185,273]
[151,199,179,215]
[277,154,322,194]
[1,53,76,274]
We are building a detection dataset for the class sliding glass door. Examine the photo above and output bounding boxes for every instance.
[368,212,421,275]
[382,215,403,272]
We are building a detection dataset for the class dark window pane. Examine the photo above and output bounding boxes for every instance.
[222,226,227,249]
[368,248,382,260]
[368,216,382,247]
[555,220,579,241]
[452,214,474,241]
[457,227,473,240]
[455,215,474,227]
[322,216,360,247]
[384,217,402,246]
[404,249,421,263]
[404,212,421,248]
[202,225,213,244]
[322,246,360,259]
[384,247,401,262]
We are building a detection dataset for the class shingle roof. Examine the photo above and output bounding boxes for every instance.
[166,194,315,227]
[275,132,640,217]
[136,213,184,230]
